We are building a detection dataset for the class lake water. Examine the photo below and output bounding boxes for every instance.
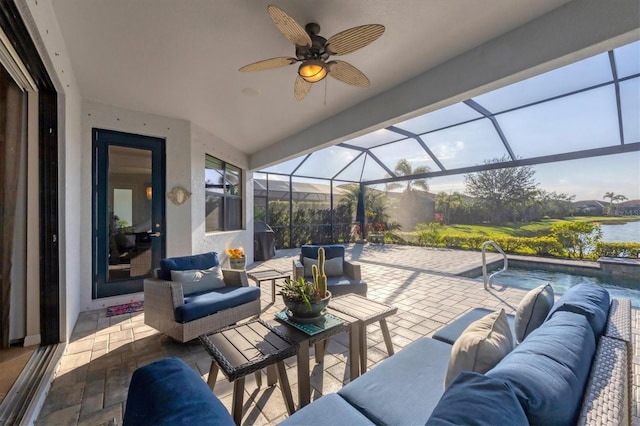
[600,221,640,243]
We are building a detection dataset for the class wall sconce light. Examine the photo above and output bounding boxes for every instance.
[146,186,152,200]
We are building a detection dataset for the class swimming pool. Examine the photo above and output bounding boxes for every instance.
[477,267,640,308]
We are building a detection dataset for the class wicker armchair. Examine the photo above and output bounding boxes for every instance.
[144,253,260,342]
[293,244,367,297]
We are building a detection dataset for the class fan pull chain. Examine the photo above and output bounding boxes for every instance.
[324,78,327,106]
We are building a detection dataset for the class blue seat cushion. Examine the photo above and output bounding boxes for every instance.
[159,252,220,281]
[487,311,596,425]
[300,244,345,261]
[338,337,452,425]
[279,393,375,426]
[546,283,610,338]
[426,371,528,426]
[174,286,260,323]
[327,277,367,297]
[123,357,234,426]
[433,307,516,345]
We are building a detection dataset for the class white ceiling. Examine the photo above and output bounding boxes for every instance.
[50,0,572,158]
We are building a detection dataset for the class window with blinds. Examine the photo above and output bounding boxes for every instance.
[205,155,242,231]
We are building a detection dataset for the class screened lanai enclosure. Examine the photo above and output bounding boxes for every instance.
[254,40,639,249]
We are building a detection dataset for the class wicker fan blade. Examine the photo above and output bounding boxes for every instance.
[326,24,385,56]
[267,5,312,47]
[294,75,312,100]
[327,60,370,87]
[239,57,297,72]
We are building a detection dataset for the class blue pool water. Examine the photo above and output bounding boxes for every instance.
[478,267,640,307]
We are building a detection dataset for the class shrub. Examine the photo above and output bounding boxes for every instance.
[526,236,564,257]
[443,235,466,249]
[416,222,443,246]
[593,242,640,258]
[466,236,486,250]
[492,236,526,253]
[408,227,634,260]
[551,222,602,259]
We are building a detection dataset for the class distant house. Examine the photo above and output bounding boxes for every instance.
[254,178,349,203]
[573,200,606,216]
[619,200,640,216]
[572,199,640,216]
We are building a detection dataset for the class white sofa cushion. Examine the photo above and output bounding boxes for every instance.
[303,256,343,277]
[171,266,225,295]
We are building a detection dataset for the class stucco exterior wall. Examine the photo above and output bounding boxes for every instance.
[190,123,254,266]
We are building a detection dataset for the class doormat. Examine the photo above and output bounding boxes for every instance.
[106,301,144,317]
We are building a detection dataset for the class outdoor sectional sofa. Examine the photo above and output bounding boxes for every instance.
[126,282,632,425]
[282,283,632,425]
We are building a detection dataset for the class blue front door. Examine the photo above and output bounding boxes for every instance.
[93,129,166,298]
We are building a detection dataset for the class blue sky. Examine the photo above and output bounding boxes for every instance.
[428,151,640,201]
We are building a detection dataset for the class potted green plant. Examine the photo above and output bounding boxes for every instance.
[280,247,331,321]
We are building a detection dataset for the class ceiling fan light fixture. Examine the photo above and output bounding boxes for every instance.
[240,6,384,99]
[298,60,327,83]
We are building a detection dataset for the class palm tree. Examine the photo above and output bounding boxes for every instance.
[435,191,463,224]
[340,184,360,216]
[613,194,628,203]
[603,192,627,216]
[603,192,615,216]
[387,159,430,192]
[612,194,628,215]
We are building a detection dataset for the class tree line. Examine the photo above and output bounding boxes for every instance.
[435,157,632,225]
[256,157,633,248]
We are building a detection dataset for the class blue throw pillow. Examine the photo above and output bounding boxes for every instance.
[159,252,220,281]
[546,283,610,338]
[487,311,596,425]
[300,245,345,262]
[427,371,528,426]
[123,357,234,426]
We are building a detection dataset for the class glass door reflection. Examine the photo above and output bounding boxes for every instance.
[108,146,153,281]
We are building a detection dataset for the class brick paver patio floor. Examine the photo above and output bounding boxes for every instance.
[34,245,640,425]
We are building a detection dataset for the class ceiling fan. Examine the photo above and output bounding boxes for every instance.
[239,4,385,100]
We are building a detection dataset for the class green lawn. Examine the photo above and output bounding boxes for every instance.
[391,216,640,258]
[441,216,640,238]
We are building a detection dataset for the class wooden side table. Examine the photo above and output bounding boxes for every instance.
[269,310,360,408]
[247,269,290,303]
[328,294,398,374]
[199,319,298,425]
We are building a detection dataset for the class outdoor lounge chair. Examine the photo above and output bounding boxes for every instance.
[144,252,260,342]
[293,244,367,297]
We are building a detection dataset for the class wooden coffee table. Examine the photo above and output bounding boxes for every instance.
[247,269,290,303]
[328,294,398,374]
[199,320,297,424]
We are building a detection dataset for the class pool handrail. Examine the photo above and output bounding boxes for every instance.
[482,240,508,290]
